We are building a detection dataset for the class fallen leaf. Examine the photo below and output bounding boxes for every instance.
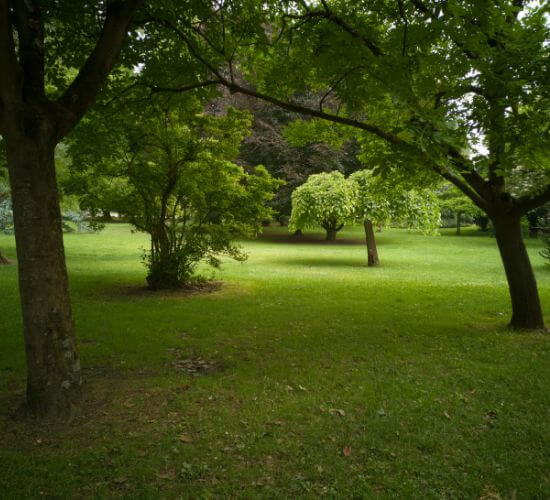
[342,446,352,457]
[156,470,177,480]
[444,411,451,419]
[178,433,194,443]
[329,408,346,417]
[377,408,386,417]
[298,385,308,391]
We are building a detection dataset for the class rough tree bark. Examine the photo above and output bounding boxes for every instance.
[492,214,545,330]
[0,0,142,417]
[363,219,379,267]
[6,132,81,416]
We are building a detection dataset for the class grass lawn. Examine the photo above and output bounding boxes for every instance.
[1,224,549,498]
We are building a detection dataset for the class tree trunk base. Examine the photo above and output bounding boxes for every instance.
[0,251,10,265]
[364,220,380,267]
[493,214,545,331]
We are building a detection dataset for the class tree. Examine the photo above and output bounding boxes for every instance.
[289,171,354,241]
[526,205,549,239]
[208,90,361,222]
[171,0,550,329]
[68,98,280,289]
[437,184,480,235]
[349,170,440,266]
[0,0,145,417]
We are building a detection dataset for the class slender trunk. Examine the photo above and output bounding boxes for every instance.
[364,219,380,267]
[6,137,81,418]
[456,211,462,235]
[0,249,9,264]
[492,214,545,330]
[325,228,337,241]
[293,229,303,237]
[101,209,113,222]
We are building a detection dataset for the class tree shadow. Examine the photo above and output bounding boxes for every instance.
[275,256,369,268]
[257,231,397,246]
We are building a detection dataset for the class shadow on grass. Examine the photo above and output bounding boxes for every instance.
[96,281,222,301]
[257,232,398,247]
[275,256,369,268]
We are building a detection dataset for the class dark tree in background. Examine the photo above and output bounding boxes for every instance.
[208,91,361,222]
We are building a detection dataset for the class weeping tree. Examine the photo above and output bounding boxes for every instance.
[289,171,355,241]
[68,98,280,289]
[349,170,440,266]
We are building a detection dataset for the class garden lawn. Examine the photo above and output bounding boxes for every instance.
[1,224,549,498]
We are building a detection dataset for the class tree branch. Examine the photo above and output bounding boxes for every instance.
[0,0,21,105]
[284,6,384,58]
[517,184,550,214]
[56,0,143,140]
[12,0,45,100]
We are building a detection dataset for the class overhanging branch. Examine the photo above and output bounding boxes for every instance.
[56,0,143,140]
[517,184,550,214]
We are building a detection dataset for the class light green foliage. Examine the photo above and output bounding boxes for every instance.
[437,183,482,229]
[68,97,281,288]
[224,0,550,210]
[349,170,440,234]
[437,184,479,216]
[289,171,355,236]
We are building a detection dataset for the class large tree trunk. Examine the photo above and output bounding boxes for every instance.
[6,137,81,418]
[492,214,545,330]
[364,219,379,267]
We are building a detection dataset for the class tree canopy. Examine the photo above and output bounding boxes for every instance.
[68,96,280,288]
[289,171,355,241]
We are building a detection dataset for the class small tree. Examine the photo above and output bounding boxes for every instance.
[437,184,480,235]
[289,171,354,241]
[349,171,440,266]
[69,99,280,289]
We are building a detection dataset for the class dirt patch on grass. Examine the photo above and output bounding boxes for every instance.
[168,348,222,376]
[108,280,222,299]
[0,371,194,453]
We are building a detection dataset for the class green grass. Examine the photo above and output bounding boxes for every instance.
[1,224,550,498]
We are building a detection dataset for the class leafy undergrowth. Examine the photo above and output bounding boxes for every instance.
[1,224,549,498]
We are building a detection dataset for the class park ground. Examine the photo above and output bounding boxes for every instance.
[1,224,549,498]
